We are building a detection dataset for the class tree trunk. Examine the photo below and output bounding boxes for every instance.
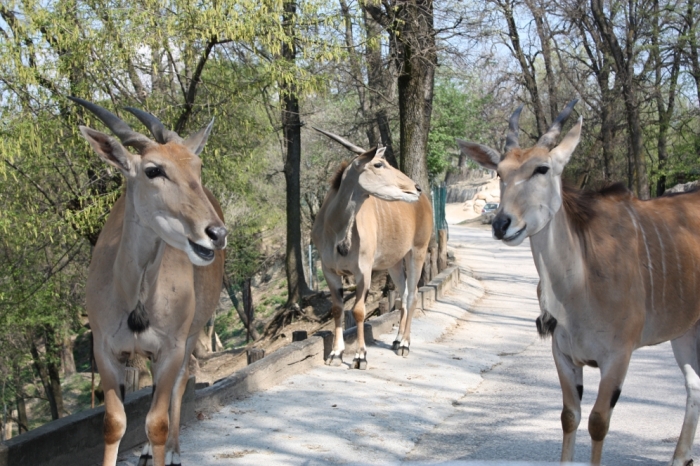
[590,0,649,198]
[395,0,437,192]
[29,334,62,420]
[281,0,312,307]
[363,9,398,168]
[500,0,547,137]
[61,334,76,377]
[224,275,261,341]
[44,326,65,418]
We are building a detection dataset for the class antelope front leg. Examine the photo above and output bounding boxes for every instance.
[140,350,187,466]
[351,271,371,370]
[552,334,583,462]
[94,349,127,466]
[588,351,632,465]
[670,327,700,466]
[322,266,345,366]
[163,336,198,466]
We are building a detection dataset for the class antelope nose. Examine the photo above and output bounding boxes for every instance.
[492,214,511,240]
[415,184,422,193]
[205,226,228,249]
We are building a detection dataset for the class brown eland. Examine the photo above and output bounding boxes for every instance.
[311,128,433,369]
[458,99,700,465]
[69,96,227,466]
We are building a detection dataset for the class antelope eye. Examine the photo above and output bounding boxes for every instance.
[145,166,165,179]
[534,166,550,175]
[373,162,384,168]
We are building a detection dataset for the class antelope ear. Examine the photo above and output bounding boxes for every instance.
[456,139,500,171]
[184,118,214,156]
[355,146,379,166]
[79,126,134,174]
[549,117,582,175]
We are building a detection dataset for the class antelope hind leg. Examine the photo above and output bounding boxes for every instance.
[387,262,408,352]
[671,327,700,466]
[351,271,370,370]
[322,266,346,366]
[395,249,424,357]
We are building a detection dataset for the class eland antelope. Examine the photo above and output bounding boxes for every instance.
[311,128,432,369]
[69,97,227,466]
[458,99,700,465]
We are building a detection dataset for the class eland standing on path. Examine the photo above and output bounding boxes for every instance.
[458,99,700,466]
[69,97,227,466]
[311,129,432,369]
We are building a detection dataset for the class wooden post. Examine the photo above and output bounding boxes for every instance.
[292,330,308,342]
[422,251,432,285]
[344,310,356,330]
[437,229,448,272]
[247,348,265,365]
[243,278,253,343]
[124,367,139,395]
[378,300,390,315]
[388,289,397,310]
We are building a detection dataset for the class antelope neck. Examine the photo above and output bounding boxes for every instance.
[114,190,167,313]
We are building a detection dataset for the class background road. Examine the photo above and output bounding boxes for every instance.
[118,219,695,466]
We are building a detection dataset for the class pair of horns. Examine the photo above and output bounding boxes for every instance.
[68,96,183,149]
[505,99,579,152]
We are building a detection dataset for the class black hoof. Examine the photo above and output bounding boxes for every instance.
[137,455,152,466]
[685,460,693,466]
[352,357,368,370]
[392,340,400,350]
[397,345,410,357]
[325,351,344,366]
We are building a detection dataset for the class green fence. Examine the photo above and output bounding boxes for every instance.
[432,183,448,237]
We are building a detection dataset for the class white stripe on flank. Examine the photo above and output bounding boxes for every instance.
[663,222,682,304]
[625,205,654,311]
[652,222,667,305]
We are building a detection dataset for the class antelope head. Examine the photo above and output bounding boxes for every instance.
[70,96,227,266]
[457,99,582,245]
[313,127,422,202]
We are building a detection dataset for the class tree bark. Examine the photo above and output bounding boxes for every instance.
[224,276,261,341]
[281,0,312,306]
[499,0,547,137]
[395,0,437,192]
[363,9,398,168]
[590,0,649,198]
[61,334,76,377]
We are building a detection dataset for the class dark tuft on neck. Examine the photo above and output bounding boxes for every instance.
[330,161,349,191]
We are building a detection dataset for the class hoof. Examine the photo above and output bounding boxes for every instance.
[166,451,182,466]
[325,351,344,366]
[137,455,152,466]
[352,357,368,370]
[686,460,693,466]
[392,340,400,351]
[396,345,410,357]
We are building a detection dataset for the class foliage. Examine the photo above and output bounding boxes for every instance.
[427,77,492,182]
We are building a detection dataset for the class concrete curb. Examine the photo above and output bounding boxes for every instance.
[0,266,463,466]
